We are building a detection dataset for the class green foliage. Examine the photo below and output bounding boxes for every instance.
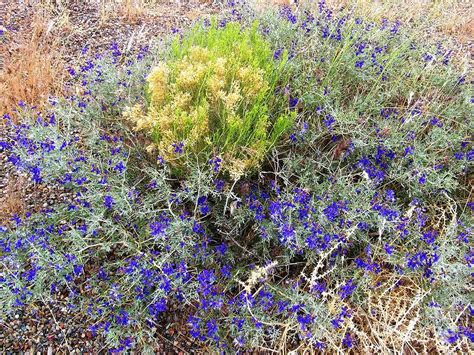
[126,21,293,177]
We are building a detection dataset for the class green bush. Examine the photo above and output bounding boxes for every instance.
[125,21,293,177]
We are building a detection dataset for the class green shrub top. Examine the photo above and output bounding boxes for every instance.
[125,21,292,177]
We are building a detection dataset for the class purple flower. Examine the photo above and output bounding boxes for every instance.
[297,314,312,330]
[274,48,283,60]
[311,281,326,295]
[193,221,205,236]
[323,201,344,222]
[281,6,297,24]
[342,333,354,348]
[429,117,443,127]
[404,146,414,156]
[421,230,437,245]
[422,53,433,62]
[289,97,299,109]
[115,310,129,326]
[467,149,474,161]
[214,179,224,192]
[331,306,351,329]
[391,21,401,34]
[104,195,114,209]
[384,244,394,255]
[220,264,231,278]
[209,155,221,173]
[323,114,335,129]
[355,60,365,68]
[339,279,356,299]
[206,319,218,338]
[406,251,439,280]
[465,250,474,267]
[25,266,38,281]
[149,298,167,318]
[355,42,366,56]
[73,264,83,275]
[445,329,459,344]
[188,316,201,338]
[198,196,210,214]
[30,165,42,184]
[110,42,122,58]
[215,243,227,256]
[114,161,126,174]
[172,142,184,154]
[150,214,170,237]
[97,268,108,281]
[280,223,295,245]
[418,174,427,185]
[157,155,165,165]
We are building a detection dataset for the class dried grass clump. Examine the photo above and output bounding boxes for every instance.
[350,274,467,354]
[0,10,63,121]
[99,0,162,24]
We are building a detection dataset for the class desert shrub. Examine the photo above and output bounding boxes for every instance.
[0,1,472,353]
[236,1,473,351]
[0,104,230,350]
[125,21,293,177]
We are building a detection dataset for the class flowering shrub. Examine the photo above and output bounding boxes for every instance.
[0,1,472,353]
[125,21,293,177]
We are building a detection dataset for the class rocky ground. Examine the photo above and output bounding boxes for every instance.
[1,0,220,54]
